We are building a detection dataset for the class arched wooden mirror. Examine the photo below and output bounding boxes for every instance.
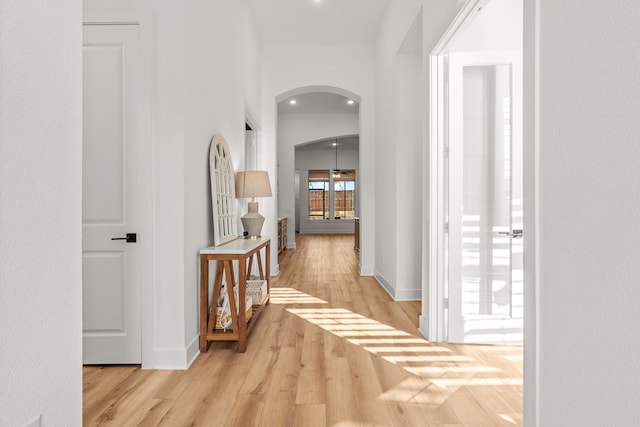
[209,135,237,246]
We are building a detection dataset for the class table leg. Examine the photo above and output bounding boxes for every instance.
[199,255,209,353]
[237,256,247,353]
[265,242,271,305]
[256,251,264,280]
[247,255,254,279]
[208,262,224,334]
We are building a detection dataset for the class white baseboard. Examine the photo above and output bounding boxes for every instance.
[394,288,422,301]
[373,270,421,302]
[418,315,429,340]
[298,229,354,235]
[374,269,395,299]
[185,335,200,368]
[145,343,196,370]
[359,263,374,276]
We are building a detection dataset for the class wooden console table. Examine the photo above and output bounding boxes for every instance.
[199,237,270,353]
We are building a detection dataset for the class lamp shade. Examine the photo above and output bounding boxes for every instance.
[235,171,272,199]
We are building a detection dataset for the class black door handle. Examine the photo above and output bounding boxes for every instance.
[111,233,137,243]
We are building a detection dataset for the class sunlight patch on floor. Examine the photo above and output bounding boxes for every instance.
[360,345,452,354]
[376,377,447,406]
[499,413,520,424]
[269,288,328,305]
[274,287,522,406]
[429,377,523,387]
[332,422,380,427]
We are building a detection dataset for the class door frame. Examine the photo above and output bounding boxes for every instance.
[83,10,155,368]
[426,0,491,342]
[425,0,537,423]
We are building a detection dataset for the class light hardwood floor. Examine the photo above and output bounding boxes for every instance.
[83,234,523,426]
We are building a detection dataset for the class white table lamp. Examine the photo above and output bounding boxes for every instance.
[235,171,272,238]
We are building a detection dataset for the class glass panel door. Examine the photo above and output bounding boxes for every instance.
[448,51,523,344]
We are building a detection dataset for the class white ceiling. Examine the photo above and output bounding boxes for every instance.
[253,1,378,124]
[278,92,359,114]
[247,0,390,45]
[296,135,359,152]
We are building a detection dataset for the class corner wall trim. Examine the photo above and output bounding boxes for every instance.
[394,288,422,301]
[374,269,395,299]
[418,315,429,340]
[146,346,192,370]
[185,335,200,368]
[359,264,374,276]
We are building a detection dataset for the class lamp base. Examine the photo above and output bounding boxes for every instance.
[241,201,265,238]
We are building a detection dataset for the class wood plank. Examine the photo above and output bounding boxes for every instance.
[87,369,169,426]
[445,386,500,427]
[293,403,326,427]
[83,365,139,420]
[83,366,144,424]
[123,398,172,427]
[324,357,359,425]
[295,366,325,405]
[83,234,523,427]
[296,322,326,404]
[258,391,295,427]
[345,342,405,425]
[224,392,265,427]
[154,350,236,425]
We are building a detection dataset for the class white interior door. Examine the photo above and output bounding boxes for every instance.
[447,50,523,344]
[82,24,149,364]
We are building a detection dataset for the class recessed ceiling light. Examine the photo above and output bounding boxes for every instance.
[332,142,337,146]
[289,99,297,105]
[347,100,355,105]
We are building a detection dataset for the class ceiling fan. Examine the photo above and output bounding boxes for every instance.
[333,139,351,177]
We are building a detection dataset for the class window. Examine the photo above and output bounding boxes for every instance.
[308,170,329,220]
[308,169,357,220]
[333,170,356,219]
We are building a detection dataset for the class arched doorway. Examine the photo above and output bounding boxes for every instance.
[275,87,366,272]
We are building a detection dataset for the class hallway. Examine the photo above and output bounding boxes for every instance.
[83,234,522,426]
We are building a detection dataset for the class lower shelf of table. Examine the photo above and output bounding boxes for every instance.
[203,301,268,342]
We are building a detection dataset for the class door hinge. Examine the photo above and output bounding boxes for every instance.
[443,298,449,309]
[443,147,449,158]
[444,222,449,233]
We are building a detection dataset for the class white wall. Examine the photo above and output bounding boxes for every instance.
[0,0,83,425]
[394,51,424,301]
[535,1,640,425]
[374,0,467,301]
[277,112,359,241]
[295,147,359,234]
[452,0,522,52]
[373,0,422,300]
[183,0,262,369]
[84,0,261,368]
[262,45,375,275]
